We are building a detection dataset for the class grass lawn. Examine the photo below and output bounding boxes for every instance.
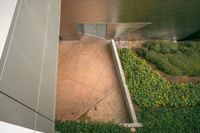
[137,41,200,76]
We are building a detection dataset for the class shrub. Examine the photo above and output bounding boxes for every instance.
[119,48,200,109]
[137,107,200,133]
[119,48,200,132]
[55,121,132,133]
[137,41,200,76]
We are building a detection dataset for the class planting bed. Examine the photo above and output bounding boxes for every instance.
[55,121,132,133]
[119,46,200,132]
[137,41,200,76]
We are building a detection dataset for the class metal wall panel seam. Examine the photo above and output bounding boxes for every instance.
[52,0,62,131]
[0,90,54,122]
[0,0,22,80]
[34,0,52,130]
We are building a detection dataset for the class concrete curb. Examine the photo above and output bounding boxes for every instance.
[110,39,142,128]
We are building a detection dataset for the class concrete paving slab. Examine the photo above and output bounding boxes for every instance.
[56,77,104,120]
[85,89,130,123]
[56,35,129,123]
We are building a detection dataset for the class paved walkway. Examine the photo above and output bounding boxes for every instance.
[56,35,129,123]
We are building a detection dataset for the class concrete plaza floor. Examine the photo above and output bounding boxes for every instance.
[56,35,129,123]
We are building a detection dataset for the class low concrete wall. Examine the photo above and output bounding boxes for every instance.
[110,39,142,128]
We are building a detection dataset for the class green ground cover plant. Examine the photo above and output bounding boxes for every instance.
[55,121,132,133]
[137,107,200,133]
[137,41,200,76]
[119,48,200,132]
[119,48,200,109]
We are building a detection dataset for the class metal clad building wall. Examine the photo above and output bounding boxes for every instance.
[0,0,61,132]
[61,0,200,40]
[83,24,107,38]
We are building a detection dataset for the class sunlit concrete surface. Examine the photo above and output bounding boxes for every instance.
[56,35,129,123]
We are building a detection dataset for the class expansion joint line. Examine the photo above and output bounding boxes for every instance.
[0,90,54,123]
